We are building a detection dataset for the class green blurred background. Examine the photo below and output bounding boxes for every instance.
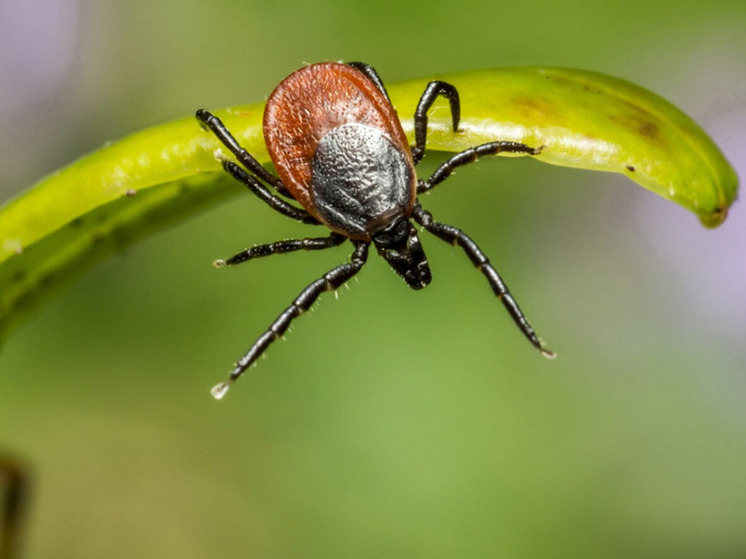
[1,0,745,557]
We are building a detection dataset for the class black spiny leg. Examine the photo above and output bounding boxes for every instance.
[211,241,370,399]
[412,81,461,164]
[221,160,320,225]
[214,233,347,267]
[412,203,554,359]
[347,62,392,102]
[196,109,293,198]
[418,141,542,194]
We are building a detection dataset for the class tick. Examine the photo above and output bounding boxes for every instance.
[197,61,554,399]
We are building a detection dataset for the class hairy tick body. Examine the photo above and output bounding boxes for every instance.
[196,61,553,398]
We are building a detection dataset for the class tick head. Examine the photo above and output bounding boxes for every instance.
[372,217,431,290]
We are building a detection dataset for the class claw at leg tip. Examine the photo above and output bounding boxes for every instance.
[541,347,557,360]
[211,381,232,400]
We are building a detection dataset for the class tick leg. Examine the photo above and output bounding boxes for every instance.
[211,241,370,398]
[1,455,27,559]
[412,204,554,358]
[347,62,391,103]
[418,141,542,194]
[412,81,461,165]
[222,160,320,225]
[215,232,347,267]
[195,109,293,199]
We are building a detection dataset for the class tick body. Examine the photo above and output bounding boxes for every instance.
[197,62,554,399]
[265,63,416,240]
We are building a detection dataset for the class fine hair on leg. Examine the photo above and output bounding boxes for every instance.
[211,241,370,398]
[412,203,554,358]
[215,233,347,267]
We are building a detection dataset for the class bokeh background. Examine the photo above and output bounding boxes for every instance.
[1,0,745,557]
